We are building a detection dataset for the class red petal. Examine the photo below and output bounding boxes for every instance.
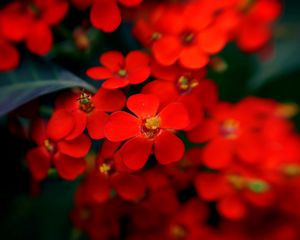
[179,46,209,69]
[0,39,19,71]
[86,173,110,203]
[87,110,109,139]
[86,67,113,80]
[31,118,48,145]
[102,77,129,89]
[0,2,33,41]
[71,0,93,9]
[194,173,231,200]
[152,36,181,66]
[26,21,53,55]
[187,119,219,143]
[154,130,184,164]
[111,173,145,200]
[47,109,75,141]
[202,139,233,169]
[119,0,142,7]
[198,27,227,54]
[42,1,69,25]
[98,140,122,160]
[237,24,271,52]
[217,195,247,220]
[127,67,151,84]
[93,88,126,112]
[64,110,87,140]
[54,153,86,180]
[104,111,140,141]
[99,50,124,71]
[90,0,121,32]
[142,81,178,107]
[118,136,153,170]
[125,50,150,72]
[26,147,51,180]
[127,94,159,118]
[58,134,91,158]
[159,102,189,130]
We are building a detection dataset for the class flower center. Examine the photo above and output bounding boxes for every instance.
[282,164,300,177]
[141,116,161,138]
[44,139,56,153]
[151,32,162,41]
[220,119,239,139]
[78,91,95,113]
[239,0,255,11]
[176,75,198,95]
[170,224,186,239]
[182,32,195,45]
[227,175,246,190]
[118,69,127,78]
[99,163,111,175]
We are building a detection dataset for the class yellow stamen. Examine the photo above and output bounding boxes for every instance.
[145,117,160,130]
[99,163,111,175]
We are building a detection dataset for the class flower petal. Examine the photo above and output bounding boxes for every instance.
[217,195,247,220]
[58,134,91,158]
[159,102,190,130]
[85,173,110,203]
[104,111,140,141]
[154,130,184,164]
[118,136,153,170]
[86,67,113,80]
[179,46,209,69]
[202,139,233,169]
[102,78,129,89]
[93,88,126,112]
[152,36,181,66]
[127,94,160,118]
[99,50,124,71]
[54,153,86,180]
[125,50,150,72]
[0,39,19,71]
[111,173,145,201]
[26,21,53,56]
[26,147,51,180]
[87,110,109,140]
[47,109,75,141]
[90,0,121,32]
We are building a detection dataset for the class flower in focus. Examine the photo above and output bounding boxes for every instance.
[104,94,190,170]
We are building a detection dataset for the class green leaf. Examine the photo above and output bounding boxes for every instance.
[248,37,300,90]
[0,55,96,116]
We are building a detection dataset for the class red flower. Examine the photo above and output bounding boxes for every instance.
[87,50,150,89]
[195,167,275,220]
[54,88,126,140]
[236,0,281,52]
[142,61,218,129]
[133,2,229,69]
[26,118,91,180]
[104,94,190,170]
[187,102,262,169]
[82,140,146,203]
[90,0,143,32]
[0,0,69,55]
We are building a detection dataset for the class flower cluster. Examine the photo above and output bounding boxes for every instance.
[4,0,300,239]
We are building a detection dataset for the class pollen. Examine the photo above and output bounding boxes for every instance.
[177,76,198,94]
[141,116,161,138]
[44,139,55,153]
[171,225,186,239]
[118,69,127,77]
[227,175,246,190]
[182,32,194,44]
[99,163,111,175]
[220,119,239,139]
